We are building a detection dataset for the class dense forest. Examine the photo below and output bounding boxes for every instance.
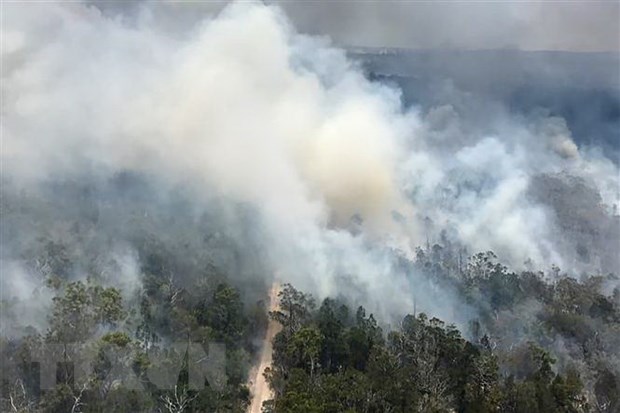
[1,181,618,412]
[266,274,619,413]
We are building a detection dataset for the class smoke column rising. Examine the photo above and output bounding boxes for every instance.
[2,1,619,326]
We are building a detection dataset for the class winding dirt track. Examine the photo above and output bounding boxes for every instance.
[247,283,281,413]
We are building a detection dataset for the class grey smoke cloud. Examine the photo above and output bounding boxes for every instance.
[89,0,620,51]
[279,1,620,52]
[1,1,618,332]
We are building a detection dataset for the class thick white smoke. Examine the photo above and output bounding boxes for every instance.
[2,1,618,324]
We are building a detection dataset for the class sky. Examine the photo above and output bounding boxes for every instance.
[88,0,620,52]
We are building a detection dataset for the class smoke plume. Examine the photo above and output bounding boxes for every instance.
[2,1,619,331]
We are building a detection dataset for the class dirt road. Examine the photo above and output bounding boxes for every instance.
[247,283,281,413]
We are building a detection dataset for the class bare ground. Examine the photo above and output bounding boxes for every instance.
[247,283,281,413]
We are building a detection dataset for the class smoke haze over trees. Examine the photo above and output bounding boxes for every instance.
[1,1,619,412]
